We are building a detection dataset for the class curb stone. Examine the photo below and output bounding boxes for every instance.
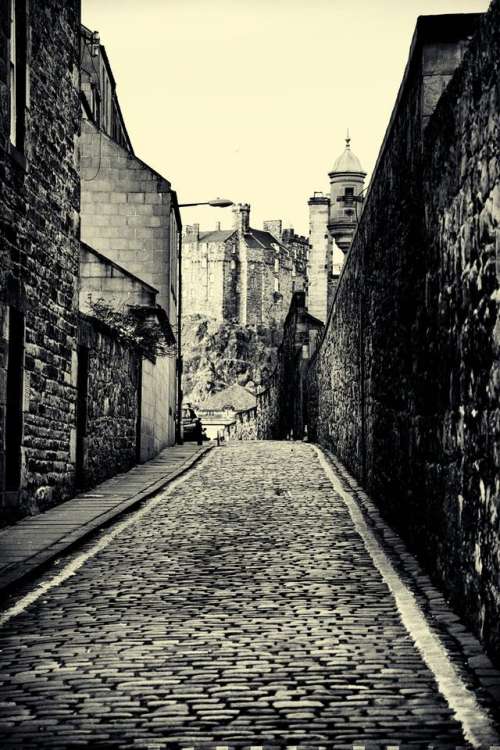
[320,446,500,732]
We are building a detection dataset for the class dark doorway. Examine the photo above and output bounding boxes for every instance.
[5,307,24,491]
[75,345,89,488]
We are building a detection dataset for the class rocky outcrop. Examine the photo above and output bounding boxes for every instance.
[182,314,281,404]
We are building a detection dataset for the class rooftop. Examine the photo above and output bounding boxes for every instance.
[330,135,366,175]
[198,384,257,413]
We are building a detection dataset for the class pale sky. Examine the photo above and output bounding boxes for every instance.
[82,0,489,236]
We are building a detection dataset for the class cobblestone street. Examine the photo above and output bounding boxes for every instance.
[0,442,497,749]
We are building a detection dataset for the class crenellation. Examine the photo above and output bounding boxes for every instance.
[183,203,308,327]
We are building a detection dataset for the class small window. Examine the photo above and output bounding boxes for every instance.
[345,187,354,197]
[274,277,279,293]
[231,259,236,270]
[274,258,279,274]
[9,0,28,151]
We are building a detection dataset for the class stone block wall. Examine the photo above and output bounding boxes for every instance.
[140,354,176,462]
[0,0,81,524]
[78,316,140,489]
[307,6,500,662]
[79,243,158,311]
[224,408,258,441]
[80,120,178,324]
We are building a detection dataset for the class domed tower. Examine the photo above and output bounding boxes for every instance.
[328,133,366,253]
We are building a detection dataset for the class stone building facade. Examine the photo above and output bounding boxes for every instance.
[183,204,308,327]
[307,139,367,323]
[80,24,133,154]
[79,27,180,457]
[0,10,181,526]
[0,0,81,524]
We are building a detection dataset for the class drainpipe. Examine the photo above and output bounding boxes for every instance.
[172,192,183,445]
[176,229,183,444]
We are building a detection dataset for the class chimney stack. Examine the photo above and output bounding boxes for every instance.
[232,203,250,233]
[263,220,283,241]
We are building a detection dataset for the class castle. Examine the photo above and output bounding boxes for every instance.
[182,204,308,327]
[308,135,367,322]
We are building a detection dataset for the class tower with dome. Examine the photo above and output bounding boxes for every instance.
[307,134,366,322]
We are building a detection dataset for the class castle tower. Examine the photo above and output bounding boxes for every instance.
[307,192,331,323]
[328,133,366,254]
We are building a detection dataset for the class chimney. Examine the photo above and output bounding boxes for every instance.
[215,221,221,231]
[192,223,199,238]
[263,220,282,241]
[232,203,250,233]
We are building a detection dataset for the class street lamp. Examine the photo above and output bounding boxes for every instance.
[175,197,234,445]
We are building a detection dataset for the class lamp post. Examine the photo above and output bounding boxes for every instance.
[175,197,234,445]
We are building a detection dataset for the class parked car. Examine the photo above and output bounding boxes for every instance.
[182,405,203,444]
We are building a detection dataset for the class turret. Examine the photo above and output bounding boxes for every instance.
[328,133,366,254]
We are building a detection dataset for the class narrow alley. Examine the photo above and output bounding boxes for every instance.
[0,443,498,749]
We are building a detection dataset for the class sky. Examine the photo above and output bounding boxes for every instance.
[82,0,489,236]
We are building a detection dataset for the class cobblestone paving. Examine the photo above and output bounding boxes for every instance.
[0,442,472,748]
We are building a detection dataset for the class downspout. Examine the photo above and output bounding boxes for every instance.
[172,191,183,445]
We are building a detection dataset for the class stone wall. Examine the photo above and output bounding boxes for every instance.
[419,2,500,661]
[0,0,81,524]
[256,366,283,440]
[140,354,176,461]
[308,6,500,663]
[224,408,258,441]
[79,243,158,311]
[78,316,140,489]
[80,120,178,324]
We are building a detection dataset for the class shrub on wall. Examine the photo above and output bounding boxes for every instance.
[86,296,176,360]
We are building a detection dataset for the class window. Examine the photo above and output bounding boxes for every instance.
[274,277,279,293]
[91,84,101,127]
[345,187,354,197]
[9,0,28,152]
[274,257,279,274]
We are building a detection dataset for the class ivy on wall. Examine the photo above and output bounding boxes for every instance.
[86,296,176,359]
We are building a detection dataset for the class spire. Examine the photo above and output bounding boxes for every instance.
[346,128,351,148]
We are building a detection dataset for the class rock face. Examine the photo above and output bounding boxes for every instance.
[182,315,280,404]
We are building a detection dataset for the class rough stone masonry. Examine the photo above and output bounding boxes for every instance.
[307,4,500,665]
[0,0,81,524]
